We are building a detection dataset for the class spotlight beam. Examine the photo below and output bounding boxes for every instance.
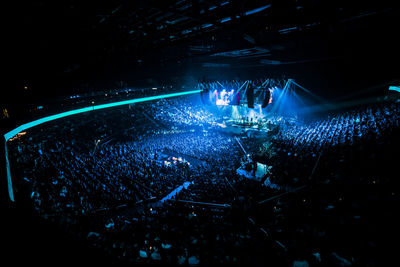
[271,80,291,113]
[292,80,326,103]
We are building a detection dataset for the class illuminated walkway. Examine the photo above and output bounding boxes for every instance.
[160,181,193,203]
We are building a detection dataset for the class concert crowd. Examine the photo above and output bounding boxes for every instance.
[7,95,399,266]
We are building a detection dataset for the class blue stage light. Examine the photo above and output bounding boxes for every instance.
[389,86,400,93]
[244,5,271,16]
[221,17,231,23]
[201,23,213,29]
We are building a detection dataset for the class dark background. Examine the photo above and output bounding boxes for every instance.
[5,0,399,103]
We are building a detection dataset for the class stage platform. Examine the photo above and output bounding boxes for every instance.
[216,119,273,137]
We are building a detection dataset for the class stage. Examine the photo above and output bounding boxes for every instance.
[215,118,279,138]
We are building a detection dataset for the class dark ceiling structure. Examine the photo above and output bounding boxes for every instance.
[8,0,398,101]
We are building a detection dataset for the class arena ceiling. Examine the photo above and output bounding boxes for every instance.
[8,0,398,100]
